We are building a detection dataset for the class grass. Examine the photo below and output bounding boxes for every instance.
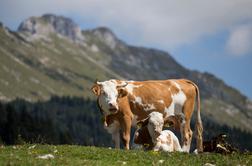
[0,144,251,166]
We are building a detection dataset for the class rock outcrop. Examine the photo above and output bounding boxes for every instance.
[18,14,84,42]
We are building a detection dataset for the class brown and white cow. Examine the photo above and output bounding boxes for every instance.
[91,79,203,152]
[134,112,182,152]
[134,112,185,151]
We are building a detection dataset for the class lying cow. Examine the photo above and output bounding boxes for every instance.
[201,134,238,154]
[134,113,185,149]
[134,112,182,152]
[91,79,203,152]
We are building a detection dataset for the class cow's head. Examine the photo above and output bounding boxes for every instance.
[135,112,164,144]
[163,113,185,131]
[91,80,128,114]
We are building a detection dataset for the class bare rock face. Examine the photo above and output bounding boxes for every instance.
[92,27,120,49]
[18,14,84,42]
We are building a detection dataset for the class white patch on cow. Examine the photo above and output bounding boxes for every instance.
[171,81,187,106]
[144,104,156,111]
[172,91,187,106]
[125,83,142,94]
[163,81,186,118]
[157,100,164,104]
[133,96,156,111]
[134,96,143,105]
[164,102,175,117]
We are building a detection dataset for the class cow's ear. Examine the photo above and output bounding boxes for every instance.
[137,117,149,128]
[137,121,143,128]
[118,88,128,98]
[163,116,175,128]
[91,84,101,96]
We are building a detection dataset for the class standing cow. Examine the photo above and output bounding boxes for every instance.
[91,79,203,152]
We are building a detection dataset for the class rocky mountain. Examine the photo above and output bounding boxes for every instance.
[0,14,252,133]
[18,14,84,42]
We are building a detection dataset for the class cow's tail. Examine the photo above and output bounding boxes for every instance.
[193,82,203,152]
[187,80,203,152]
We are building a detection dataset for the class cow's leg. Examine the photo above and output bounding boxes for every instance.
[105,121,120,149]
[181,121,193,152]
[181,99,195,152]
[112,130,120,149]
[121,115,132,150]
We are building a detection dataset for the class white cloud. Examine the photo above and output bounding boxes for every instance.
[225,24,252,56]
[1,0,252,50]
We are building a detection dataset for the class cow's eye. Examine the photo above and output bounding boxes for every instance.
[100,91,107,97]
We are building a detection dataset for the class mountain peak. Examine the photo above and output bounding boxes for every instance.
[91,27,121,49]
[17,14,84,42]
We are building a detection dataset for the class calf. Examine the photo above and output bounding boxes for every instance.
[134,112,182,152]
[91,79,203,151]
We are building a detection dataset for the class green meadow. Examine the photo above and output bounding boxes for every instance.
[0,144,251,166]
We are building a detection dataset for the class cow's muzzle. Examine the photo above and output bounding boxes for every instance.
[108,103,118,113]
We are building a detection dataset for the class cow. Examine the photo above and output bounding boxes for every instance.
[199,134,239,154]
[134,112,185,150]
[133,114,182,150]
[134,112,182,152]
[91,79,203,152]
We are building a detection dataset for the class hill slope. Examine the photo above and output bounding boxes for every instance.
[0,14,252,133]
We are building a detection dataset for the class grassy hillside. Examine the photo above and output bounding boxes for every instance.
[0,25,118,101]
[0,144,251,166]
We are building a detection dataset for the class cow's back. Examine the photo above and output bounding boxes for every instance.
[126,79,197,121]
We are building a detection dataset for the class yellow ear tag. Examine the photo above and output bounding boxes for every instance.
[144,143,150,147]
[137,123,142,129]
[163,123,171,128]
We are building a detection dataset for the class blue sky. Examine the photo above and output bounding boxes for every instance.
[0,0,252,99]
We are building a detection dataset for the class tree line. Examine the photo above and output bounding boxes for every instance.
[0,96,251,151]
